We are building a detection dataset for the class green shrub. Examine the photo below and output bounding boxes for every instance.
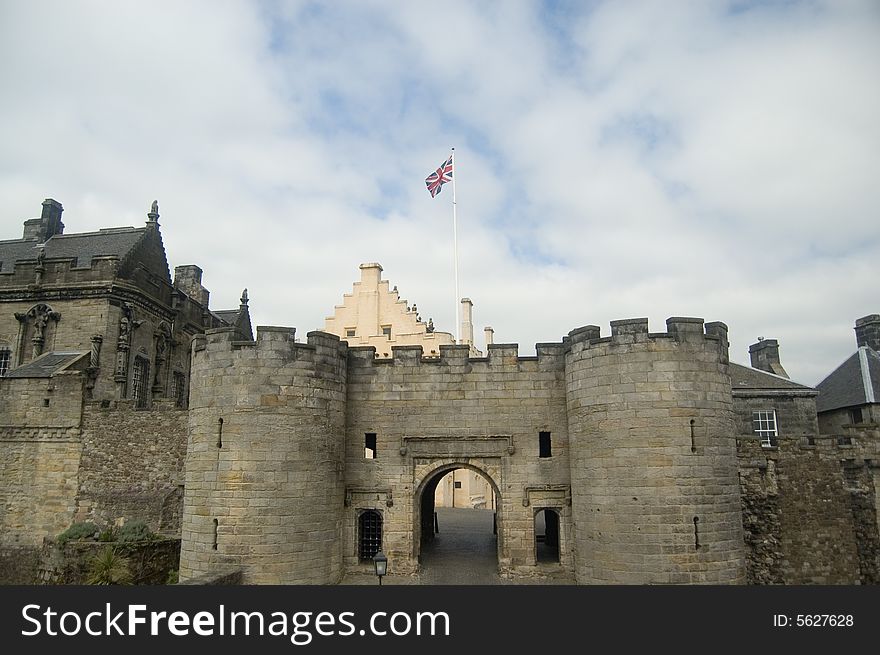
[166,569,179,585]
[86,547,133,585]
[116,520,155,543]
[57,522,101,546]
[98,527,116,542]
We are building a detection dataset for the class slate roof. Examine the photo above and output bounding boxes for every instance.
[211,304,254,342]
[0,227,145,272]
[4,352,89,378]
[729,362,814,391]
[213,309,242,325]
[816,347,880,413]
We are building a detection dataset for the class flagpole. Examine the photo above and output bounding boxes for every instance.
[451,147,460,344]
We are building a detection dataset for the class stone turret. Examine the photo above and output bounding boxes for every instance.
[179,326,348,584]
[565,317,745,584]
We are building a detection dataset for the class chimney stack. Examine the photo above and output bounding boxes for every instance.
[749,338,789,378]
[357,263,382,338]
[173,265,210,307]
[855,314,880,352]
[484,326,494,347]
[23,199,64,241]
[460,298,474,346]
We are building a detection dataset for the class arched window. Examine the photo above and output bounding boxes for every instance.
[535,508,560,563]
[358,510,383,561]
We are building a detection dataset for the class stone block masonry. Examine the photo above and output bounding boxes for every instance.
[0,440,81,547]
[565,318,745,584]
[0,374,84,546]
[0,371,190,548]
[180,316,753,584]
[344,339,571,577]
[738,430,880,584]
[179,327,348,584]
[77,399,188,535]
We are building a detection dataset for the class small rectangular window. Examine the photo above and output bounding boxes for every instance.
[364,432,377,459]
[539,431,552,458]
[752,410,777,447]
[0,348,11,377]
[849,407,863,425]
[346,329,356,338]
[454,481,462,489]
[382,326,392,340]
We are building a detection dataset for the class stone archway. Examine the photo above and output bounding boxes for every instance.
[412,461,503,571]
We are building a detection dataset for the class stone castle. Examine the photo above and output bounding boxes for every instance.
[1,199,878,584]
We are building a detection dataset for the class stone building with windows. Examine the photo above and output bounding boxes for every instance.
[0,199,250,557]
[1,198,878,585]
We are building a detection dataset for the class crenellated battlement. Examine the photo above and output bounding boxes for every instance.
[567,316,728,348]
[346,339,568,370]
[194,325,347,365]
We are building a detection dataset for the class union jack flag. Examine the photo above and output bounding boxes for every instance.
[425,155,453,197]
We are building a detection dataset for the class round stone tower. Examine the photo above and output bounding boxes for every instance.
[179,326,347,584]
[565,317,745,584]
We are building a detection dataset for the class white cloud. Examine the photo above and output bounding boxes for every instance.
[1,0,878,385]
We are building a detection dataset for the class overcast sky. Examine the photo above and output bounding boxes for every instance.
[1,0,878,385]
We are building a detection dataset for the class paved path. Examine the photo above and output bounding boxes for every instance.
[419,507,500,585]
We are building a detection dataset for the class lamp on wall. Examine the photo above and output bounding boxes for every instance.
[372,550,387,586]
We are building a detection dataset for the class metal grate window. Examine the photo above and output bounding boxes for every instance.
[132,356,150,408]
[358,510,382,561]
[752,410,777,447]
[0,348,10,377]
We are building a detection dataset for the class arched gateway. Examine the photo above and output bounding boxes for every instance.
[413,460,503,565]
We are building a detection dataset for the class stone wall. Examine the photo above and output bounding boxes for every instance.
[566,318,745,584]
[0,297,110,370]
[179,327,348,584]
[76,399,188,535]
[733,392,819,441]
[0,371,84,426]
[737,436,864,584]
[345,340,571,577]
[0,373,84,546]
[0,258,123,288]
[0,546,41,584]
[178,567,243,585]
[843,459,880,584]
[818,406,880,435]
